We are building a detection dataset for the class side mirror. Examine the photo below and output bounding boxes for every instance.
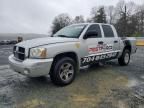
[83,31,98,39]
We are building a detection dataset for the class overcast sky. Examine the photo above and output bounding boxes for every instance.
[0,0,143,34]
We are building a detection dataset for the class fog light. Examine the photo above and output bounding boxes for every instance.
[24,69,30,75]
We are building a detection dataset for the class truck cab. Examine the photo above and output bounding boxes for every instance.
[79,23,121,66]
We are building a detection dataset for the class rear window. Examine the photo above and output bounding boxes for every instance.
[102,25,114,37]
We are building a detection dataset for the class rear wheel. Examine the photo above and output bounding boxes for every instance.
[118,49,130,66]
[50,57,77,86]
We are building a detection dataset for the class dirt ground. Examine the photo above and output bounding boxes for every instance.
[0,46,144,108]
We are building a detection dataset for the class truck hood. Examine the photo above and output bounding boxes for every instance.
[17,37,79,48]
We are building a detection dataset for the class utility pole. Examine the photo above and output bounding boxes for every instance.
[141,10,144,35]
[124,5,127,37]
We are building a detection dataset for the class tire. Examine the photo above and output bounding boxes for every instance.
[50,57,77,86]
[118,49,130,66]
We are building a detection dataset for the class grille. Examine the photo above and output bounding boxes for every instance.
[13,46,25,61]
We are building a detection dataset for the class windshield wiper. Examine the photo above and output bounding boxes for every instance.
[57,35,69,38]
[56,35,77,38]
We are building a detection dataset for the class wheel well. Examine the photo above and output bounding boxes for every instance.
[50,52,79,74]
[123,40,131,53]
[124,45,131,53]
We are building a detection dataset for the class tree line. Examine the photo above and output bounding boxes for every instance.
[51,0,144,37]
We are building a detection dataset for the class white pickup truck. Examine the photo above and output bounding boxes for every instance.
[9,23,137,86]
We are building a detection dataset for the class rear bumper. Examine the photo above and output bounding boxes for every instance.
[8,55,53,77]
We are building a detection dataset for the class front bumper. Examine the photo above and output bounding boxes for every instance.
[8,55,53,77]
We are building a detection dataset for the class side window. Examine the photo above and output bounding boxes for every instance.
[102,25,114,37]
[86,24,102,38]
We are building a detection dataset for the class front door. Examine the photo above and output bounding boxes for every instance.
[81,24,104,66]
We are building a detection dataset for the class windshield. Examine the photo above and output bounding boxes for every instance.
[53,24,87,38]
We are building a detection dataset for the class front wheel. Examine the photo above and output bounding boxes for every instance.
[118,49,130,66]
[50,57,77,86]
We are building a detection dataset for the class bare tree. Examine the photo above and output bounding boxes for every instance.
[115,0,138,36]
[116,1,136,16]
[106,6,115,24]
[73,15,85,24]
[49,0,144,37]
[51,13,72,35]
[136,5,144,36]
[86,17,93,23]
[90,6,107,23]
[90,7,98,23]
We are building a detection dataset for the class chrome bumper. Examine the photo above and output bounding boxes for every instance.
[8,55,53,77]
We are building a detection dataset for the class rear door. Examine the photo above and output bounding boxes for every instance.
[101,24,120,58]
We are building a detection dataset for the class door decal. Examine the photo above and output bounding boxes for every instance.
[88,44,113,54]
[81,52,119,66]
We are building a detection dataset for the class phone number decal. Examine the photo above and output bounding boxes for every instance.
[81,52,119,65]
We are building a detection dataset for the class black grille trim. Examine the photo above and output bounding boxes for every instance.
[19,47,25,53]
[13,46,25,61]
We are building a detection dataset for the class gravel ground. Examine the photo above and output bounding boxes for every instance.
[0,46,144,108]
[0,45,13,65]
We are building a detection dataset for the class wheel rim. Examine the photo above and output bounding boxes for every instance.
[124,53,130,64]
[59,63,74,82]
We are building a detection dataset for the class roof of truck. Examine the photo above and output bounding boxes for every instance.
[71,23,112,26]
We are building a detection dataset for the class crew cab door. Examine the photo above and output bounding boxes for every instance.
[81,24,104,66]
[101,24,120,52]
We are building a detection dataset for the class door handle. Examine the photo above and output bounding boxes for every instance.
[114,40,118,43]
[98,41,104,44]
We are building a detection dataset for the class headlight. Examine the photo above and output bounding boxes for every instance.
[30,48,47,58]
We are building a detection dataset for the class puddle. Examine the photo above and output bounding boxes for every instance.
[127,78,141,87]
[132,84,144,99]
[128,78,144,101]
